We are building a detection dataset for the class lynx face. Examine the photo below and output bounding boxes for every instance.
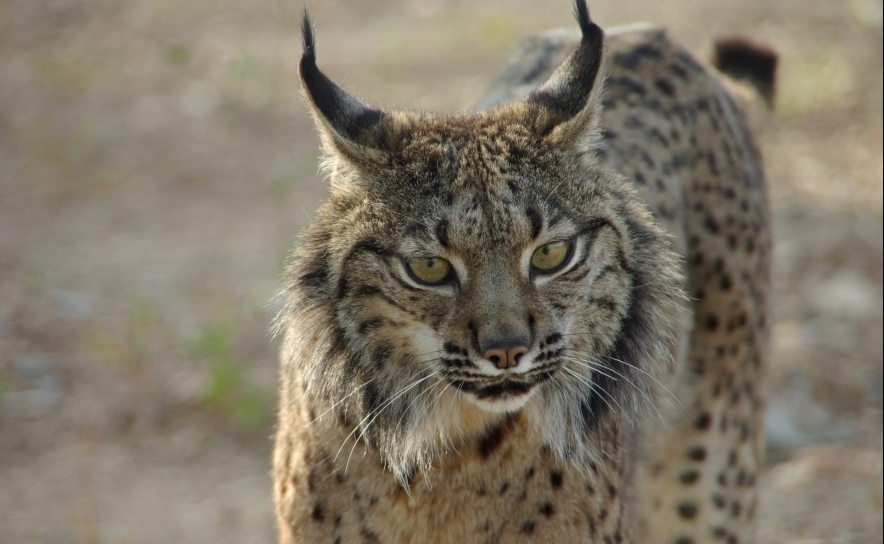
[280,5,682,482]
[331,124,635,419]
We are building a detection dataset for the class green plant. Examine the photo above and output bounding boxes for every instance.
[191,324,273,429]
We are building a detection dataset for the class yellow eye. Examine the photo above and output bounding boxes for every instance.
[406,257,453,285]
[531,240,571,273]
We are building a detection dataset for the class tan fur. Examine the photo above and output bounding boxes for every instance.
[273,5,769,543]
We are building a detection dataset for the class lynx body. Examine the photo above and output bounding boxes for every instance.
[273,2,772,542]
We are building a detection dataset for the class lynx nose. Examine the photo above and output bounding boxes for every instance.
[482,341,529,369]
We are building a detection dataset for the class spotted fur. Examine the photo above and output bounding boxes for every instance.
[273,2,771,543]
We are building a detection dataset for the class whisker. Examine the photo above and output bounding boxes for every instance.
[343,372,439,473]
[333,367,436,466]
[560,366,621,421]
[598,352,685,413]
[307,378,377,425]
[565,354,664,429]
[565,347,684,413]
[395,370,442,431]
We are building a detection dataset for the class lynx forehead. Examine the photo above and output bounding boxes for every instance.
[273,1,773,543]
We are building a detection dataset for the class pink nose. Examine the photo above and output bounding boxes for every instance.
[483,344,529,369]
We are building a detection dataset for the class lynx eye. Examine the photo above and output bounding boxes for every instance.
[531,240,572,273]
[405,257,453,285]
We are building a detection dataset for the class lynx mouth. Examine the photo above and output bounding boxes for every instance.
[450,375,554,414]
[449,371,555,400]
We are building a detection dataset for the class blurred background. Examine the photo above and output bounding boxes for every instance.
[0,0,880,542]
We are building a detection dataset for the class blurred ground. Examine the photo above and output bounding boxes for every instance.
[0,0,881,542]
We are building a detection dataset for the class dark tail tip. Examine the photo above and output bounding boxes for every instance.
[712,37,778,107]
[301,8,316,64]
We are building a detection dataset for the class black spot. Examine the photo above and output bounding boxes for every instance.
[654,78,676,96]
[712,495,726,509]
[360,526,380,544]
[608,75,647,96]
[549,470,563,489]
[687,445,707,461]
[728,450,738,466]
[730,501,742,518]
[539,502,555,517]
[705,315,720,331]
[312,502,325,522]
[674,537,694,544]
[704,215,720,234]
[694,412,712,430]
[670,62,690,80]
[613,43,662,69]
[521,519,535,534]
[679,470,701,485]
[677,501,698,519]
[478,416,515,458]
[498,481,510,494]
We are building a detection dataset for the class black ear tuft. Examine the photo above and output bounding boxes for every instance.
[299,9,385,144]
[712,37,778,107]
[525,0,605,135]
[301,9,316,64]
[572,0,592,37]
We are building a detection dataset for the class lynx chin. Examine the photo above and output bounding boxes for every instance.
[272,1,774,542]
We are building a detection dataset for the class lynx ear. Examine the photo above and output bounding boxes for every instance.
[525,0,606,145]
[299,11,390,166]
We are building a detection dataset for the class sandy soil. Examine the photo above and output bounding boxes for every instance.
[0,0,881,542]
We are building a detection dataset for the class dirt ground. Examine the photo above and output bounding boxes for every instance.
[0,0,881,542]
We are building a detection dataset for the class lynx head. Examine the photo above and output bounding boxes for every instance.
[279,0,682,484]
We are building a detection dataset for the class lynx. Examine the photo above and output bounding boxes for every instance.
[272,1,773,542]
